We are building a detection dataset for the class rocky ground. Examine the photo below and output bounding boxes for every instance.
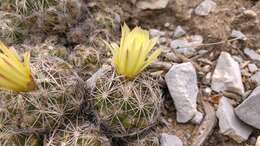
[1,0,260,146]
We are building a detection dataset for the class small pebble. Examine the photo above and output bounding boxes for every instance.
[202,72,211,85]
[150,29,165,38]
[243,10,257,18]
[195,0,217,16]
[203,87,212,96]
[248,63,258,73]
[191,111,204,124]
[231,30,247,40]
[174,26,186,38]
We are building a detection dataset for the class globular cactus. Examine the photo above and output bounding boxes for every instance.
[45,120,110,146]
[0,54,82,145]
[92,70,161,136]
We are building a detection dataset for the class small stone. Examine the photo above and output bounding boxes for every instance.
[235,86,260,129]
[164,22,170,28]
[149,29,165,38]
[203,87,212,96]
[256,136,260,146]
[136,0,169,10]
[198,49,208,55]
[211,52,244,95]
[191,111,204,124]
[203,72,211,85]
[175,47,196,57]
[170,35,203,56]
[174,26,186,38]
[160,133,183,146]
[243,9,257,18]
[248,63,258,73]
[159,37,167,44]
[202,65,211,73]
[216,97,253,143]
[170,35,203,49]
[251,72,260,85]
[244,48,260,61]
[165,62,199,123]
[195,0,217,16]
[231,30,247,40]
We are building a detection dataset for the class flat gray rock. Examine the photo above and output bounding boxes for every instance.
[231,30,247,40]
[248,63,258,73]
[165,62,199,123]
[195,0,216,16]
[211,52,244,95]
[160,133,183,146]
[235,86,260,129]
[174,26,186,38]
[217,97,253,143]
[136,0,169,10]
[170,35,203,56]
[244,48,260,61]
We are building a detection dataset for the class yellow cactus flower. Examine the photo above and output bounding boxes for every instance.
[105,23,161,79]
[0,41,37,92]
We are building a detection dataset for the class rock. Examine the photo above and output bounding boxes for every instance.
[256,136,260,146]
[203,87,212,96]
[251,72,260,85]
[165,62,199,123]
[136,0,169,10]
[160,133,183,146]
[248,63,258,73]
[191,111,204,124]
[174,26,186,38]
[175,47,196,57]
[195,0,217,16]
[243,9,257,18]
[235,86,260,129]
[244,48,260,61]
[211,52,244,95]
[216,97,253,143]
[202,72,211,85]
[170,35,203,49]
[170,35,203,56]
[150,29,165,38]
[231,30,247,40]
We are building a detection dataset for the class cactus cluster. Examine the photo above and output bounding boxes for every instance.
[0,0,82,43]
[0,55,84,145]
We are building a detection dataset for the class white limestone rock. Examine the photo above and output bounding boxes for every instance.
[235,86,260,129]
[174,26,186,38]
[160,133,183,146]
[217,97,253,143]
[195,0,217,16]
[165,62,200,123]
[136,0,169,10]
[211,52,244,95]
[244,48,260,61]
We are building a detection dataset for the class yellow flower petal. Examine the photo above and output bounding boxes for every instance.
[104,24,161,79]
[0,41,37,92]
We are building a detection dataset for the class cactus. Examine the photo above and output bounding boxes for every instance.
[45,120,108,146]
[92,70,161,136]
[0,54,83,145]
[0,0,83,43]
